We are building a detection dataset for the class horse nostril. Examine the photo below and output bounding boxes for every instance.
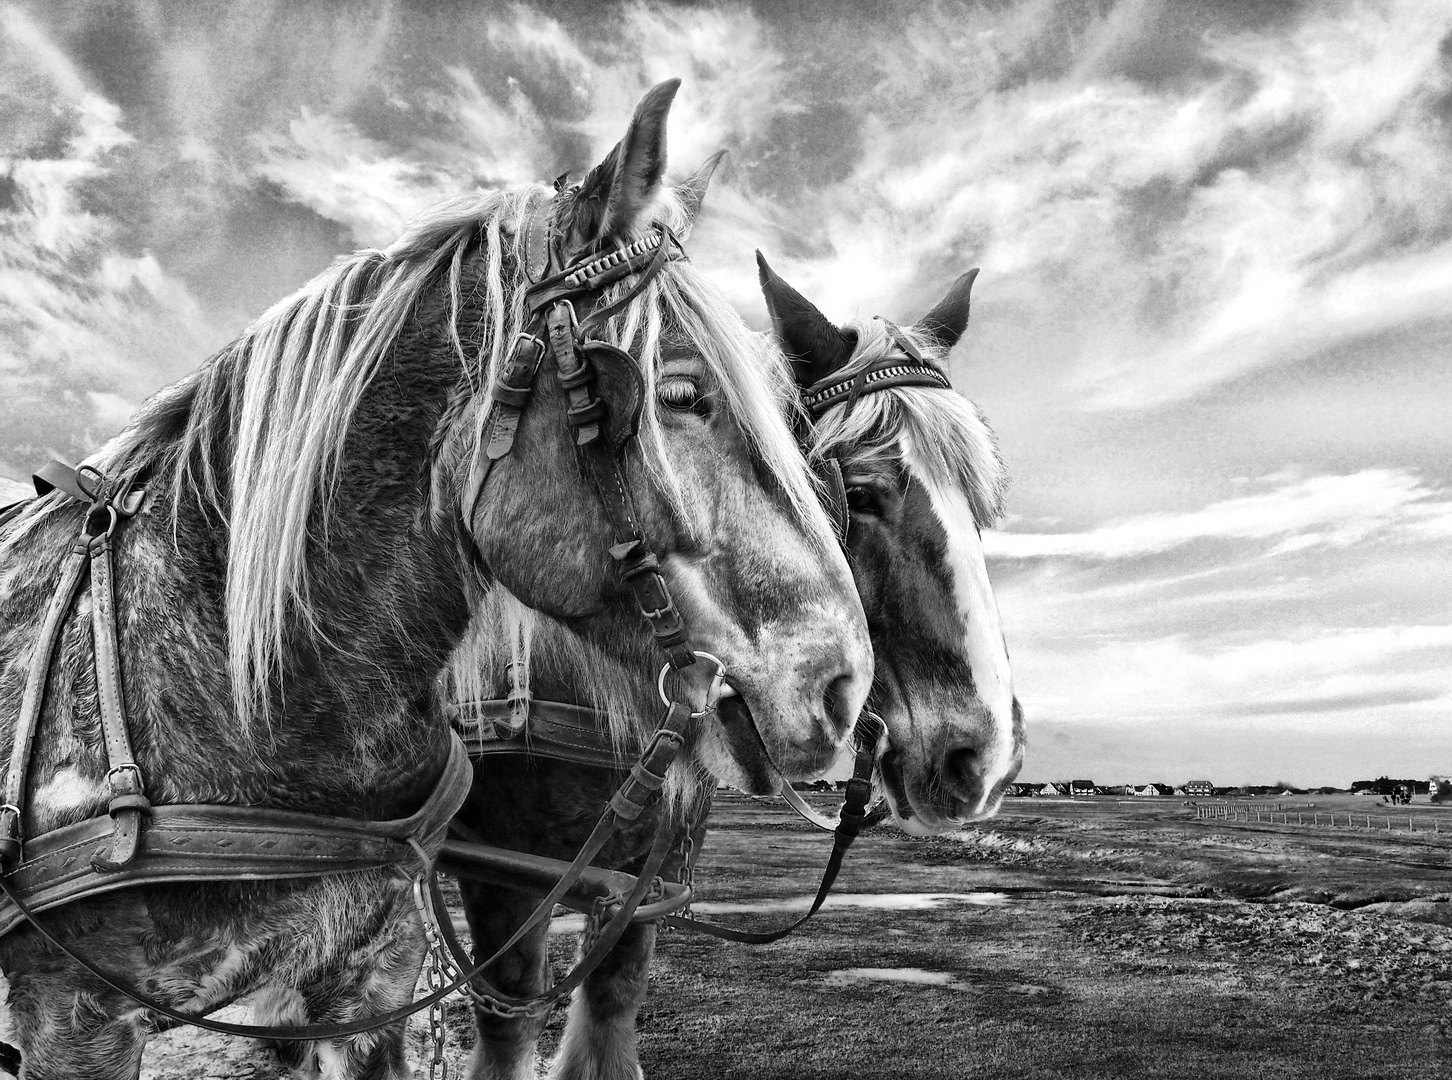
[822,673,858,739]
[944,745,982,796]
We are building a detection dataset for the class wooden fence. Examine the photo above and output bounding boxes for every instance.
[1194,803,1443,834]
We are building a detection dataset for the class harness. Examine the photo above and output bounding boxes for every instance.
[0,193,724,1043]
[440,318,957,948]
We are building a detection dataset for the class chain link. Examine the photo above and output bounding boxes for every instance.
[413,875,554,1025]
[677,832,695,921]
[425,948,448,1080]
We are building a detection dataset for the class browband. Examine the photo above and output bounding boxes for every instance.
[800,318,952,418]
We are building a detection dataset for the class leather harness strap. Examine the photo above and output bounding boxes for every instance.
[452,697,625,770]
[0,465,149,868]
[0,737,471,938]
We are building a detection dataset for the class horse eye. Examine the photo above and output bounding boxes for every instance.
[845,486,881,517]
[659,376,709,415]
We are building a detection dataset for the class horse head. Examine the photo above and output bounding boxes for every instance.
[758,255,1024,832]
[459,83,872,790]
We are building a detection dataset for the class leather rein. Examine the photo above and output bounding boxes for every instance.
[0,193,720,1041]
[443,319,957,948]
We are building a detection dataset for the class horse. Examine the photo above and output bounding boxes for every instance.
[448,258,1024,1080]
[0,81,872,1080]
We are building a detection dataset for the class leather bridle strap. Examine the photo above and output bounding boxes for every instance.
[658,713,883,944]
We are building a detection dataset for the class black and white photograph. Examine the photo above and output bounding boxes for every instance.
[0,1,1449,1077]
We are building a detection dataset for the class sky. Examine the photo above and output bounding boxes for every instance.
[1,0,1449,786]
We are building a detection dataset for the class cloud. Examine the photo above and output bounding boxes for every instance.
[253,108,463,248]
[1015,623,1452,727]
[0,13,214,475]
[984,468,1452,559]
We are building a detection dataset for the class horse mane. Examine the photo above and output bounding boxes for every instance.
[5,181,821,732]
[805,318,1007,526]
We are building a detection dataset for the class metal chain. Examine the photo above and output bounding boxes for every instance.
[413,875,552,1024]
[424,948,448,1080]
[676,832,696,922]
[582,889,625,955]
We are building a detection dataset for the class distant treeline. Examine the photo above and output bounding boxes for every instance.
[1350,777,1430,795]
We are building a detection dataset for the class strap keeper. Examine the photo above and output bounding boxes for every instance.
[0,806,21,864]
[108,793,152,817]
[557,365,595,391]
[490,383,533,410]
[609,734,682,821]
[567,398,607,426]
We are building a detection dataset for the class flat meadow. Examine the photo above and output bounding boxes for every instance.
[143,792,1452,1079]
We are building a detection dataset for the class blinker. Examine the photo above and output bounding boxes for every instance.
[579,341,645,456]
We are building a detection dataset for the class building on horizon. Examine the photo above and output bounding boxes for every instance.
[1184,780,1213,797]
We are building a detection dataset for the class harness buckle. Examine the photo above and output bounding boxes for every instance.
[106,763,145,798]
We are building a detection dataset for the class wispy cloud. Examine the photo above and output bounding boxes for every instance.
[0,7,213,475]
[985,469,1452,560]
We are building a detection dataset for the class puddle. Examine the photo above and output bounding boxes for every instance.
[822,968,1054,996]
[825,967,956,987]
[690,892,1010,915]
[451,892,1009,940]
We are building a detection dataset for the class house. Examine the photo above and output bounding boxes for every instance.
[1039,782,1066,797]
[1069,779,1097,797]
[1134,783,1173,797]
[1431,777,1452,804]
[1184,780,1214,797]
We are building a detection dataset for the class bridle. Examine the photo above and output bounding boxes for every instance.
[0,191,743,1042]
[446,318,959,948]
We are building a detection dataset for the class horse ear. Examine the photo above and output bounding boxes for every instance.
[677,149,726,238]
[755,251,855,388]
[914,268,979,351]
[563,79,679,251]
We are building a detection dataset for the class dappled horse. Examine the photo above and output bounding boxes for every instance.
[451,258,1023,1080]
[0,82,871,1079]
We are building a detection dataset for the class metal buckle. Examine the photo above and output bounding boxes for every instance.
[656,651,728,718]
[106,763,144,795]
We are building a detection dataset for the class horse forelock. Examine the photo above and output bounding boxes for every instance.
[807,318,1008,527]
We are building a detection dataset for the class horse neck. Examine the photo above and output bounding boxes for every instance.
[146,319,472,816]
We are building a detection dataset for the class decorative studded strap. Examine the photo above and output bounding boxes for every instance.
[801,361,951,418]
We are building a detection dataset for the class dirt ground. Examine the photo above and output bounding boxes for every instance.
[127,793,1452,1078]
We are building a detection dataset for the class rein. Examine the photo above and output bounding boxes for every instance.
[441,324,958,950]
[0,192,715,1043]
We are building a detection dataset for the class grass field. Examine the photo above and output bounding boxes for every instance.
[143,792,1452,1079]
